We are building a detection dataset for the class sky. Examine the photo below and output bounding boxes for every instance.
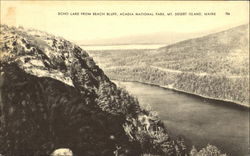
[1,1,249,42]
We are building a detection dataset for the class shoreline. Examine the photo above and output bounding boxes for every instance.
[112,79,250,109]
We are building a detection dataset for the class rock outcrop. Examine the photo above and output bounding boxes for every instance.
[0,25,193,156]
[0,25,141,156]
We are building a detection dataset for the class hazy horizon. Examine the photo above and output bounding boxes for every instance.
[76,23,249,46]
[1,1,249,45]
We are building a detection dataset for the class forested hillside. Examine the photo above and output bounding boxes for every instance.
[0,25,228,156]
[88,24,249,106]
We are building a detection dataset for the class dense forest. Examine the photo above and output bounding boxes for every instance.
[103,66,248,106]
[88,24,249,106]
[0,25,227,156]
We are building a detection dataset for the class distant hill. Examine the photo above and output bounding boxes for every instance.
[88,24,249,106]
[77,31,213,46]
[76,24,244,46]
[153,24,249,76]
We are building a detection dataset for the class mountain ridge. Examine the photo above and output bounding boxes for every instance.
[76,23,249,47]
[88,23,249,107]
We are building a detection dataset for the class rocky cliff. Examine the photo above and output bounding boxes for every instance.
[0,25,143,156]
[0,25,191,156]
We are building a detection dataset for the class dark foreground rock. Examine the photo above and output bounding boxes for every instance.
[0,25,227,156]
[0,25,141,156]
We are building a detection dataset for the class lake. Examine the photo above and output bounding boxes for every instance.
[114,81,249,156]
[80,44,166,50]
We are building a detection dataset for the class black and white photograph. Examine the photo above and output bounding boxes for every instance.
[0,1,249,156]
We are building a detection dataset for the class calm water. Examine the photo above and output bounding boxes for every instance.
[114,81,249,156]
[80,44,166,50]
